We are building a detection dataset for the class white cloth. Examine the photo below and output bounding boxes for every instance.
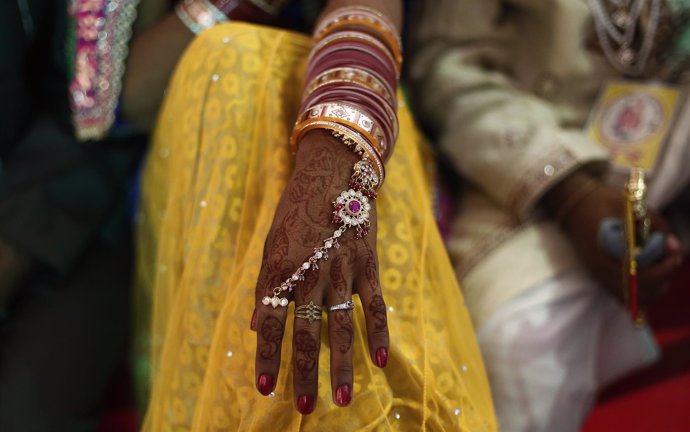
[477,268,659,432]
[648,91,690,210]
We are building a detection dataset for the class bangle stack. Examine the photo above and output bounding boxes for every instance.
[290,5,401,186]
[263,6,402,309]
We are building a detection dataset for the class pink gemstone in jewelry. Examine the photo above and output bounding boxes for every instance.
[348,200,361,215]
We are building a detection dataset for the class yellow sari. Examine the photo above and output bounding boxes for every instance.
[134,22,497,431]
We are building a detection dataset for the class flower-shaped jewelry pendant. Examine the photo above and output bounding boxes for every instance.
[333,189,371,238]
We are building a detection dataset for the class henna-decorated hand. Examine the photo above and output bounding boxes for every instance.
[253,130,389,415]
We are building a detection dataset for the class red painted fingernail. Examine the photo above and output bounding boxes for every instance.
[335,384,351,406]
[257,373,274,396]
[297,394,315,415]
[375,347,388,368]
[250,309,258,331]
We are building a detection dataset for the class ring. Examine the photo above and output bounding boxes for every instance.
[295,301,323,324]
[328,300,355,312]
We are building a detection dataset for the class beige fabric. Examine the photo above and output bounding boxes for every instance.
[648,94,690,209]
[409,0,690,326]
[408,0,617,326]
[449,191,580,325]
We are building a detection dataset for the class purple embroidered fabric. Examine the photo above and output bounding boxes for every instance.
[69,0,140,141]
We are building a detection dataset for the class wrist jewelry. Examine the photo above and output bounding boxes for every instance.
[290,120,385,185]
[296,103,388,154]
[314,6,402,72]
[261,158,378,309]
[303,67,395,108]
[264,5,400,309]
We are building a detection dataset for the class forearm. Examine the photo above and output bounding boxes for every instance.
[428,76,607,218]
[541,168,604,225]
[409,29,606,217]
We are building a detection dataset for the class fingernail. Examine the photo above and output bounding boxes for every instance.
[250,309,258,331]
[297,394,315,415]
[257,373,274,396]
[375,347,388,368]
[335,384,351,406]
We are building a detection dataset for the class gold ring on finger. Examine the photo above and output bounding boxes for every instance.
[295,301,323,324]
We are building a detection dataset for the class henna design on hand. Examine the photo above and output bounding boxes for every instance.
[305,203,335,229]
[294,329,319,380]
[330,254,348,296]
[329,233,358,296]
[333,310,354,354]
[368,295,387,331]
[290,143,361,226]
[299,265,320,299]
[364,255,379,294]
[297,146,337,174]
[270,212,298,270]
[265,259,295,293]
[297,215,327,245]
[259,315,284,360]
[358,240,379,295]
[288,146,339,203]
[288,172,333,204]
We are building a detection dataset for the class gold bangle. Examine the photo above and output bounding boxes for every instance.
[293,115,384,161]
[296,103,387,155]
[295,120,386,187]
[291,119,385,187]
[308,114,385,159]
[300,97,398,147]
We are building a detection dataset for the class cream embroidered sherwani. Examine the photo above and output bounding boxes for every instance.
[408,0,690,432]
[409,1,690,430]
[408,0,678,325]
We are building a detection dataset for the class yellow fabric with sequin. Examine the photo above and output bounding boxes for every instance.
[134,22,497,431]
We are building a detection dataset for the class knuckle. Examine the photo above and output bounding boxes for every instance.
[332,329,351,344]
[371,327,389,338]
[332,364,354,377]
[294,374,318,386]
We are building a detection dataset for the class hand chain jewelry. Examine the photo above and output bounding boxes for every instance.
[262,157,378,309]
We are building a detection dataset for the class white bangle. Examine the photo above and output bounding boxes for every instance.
[175,0,228,35]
